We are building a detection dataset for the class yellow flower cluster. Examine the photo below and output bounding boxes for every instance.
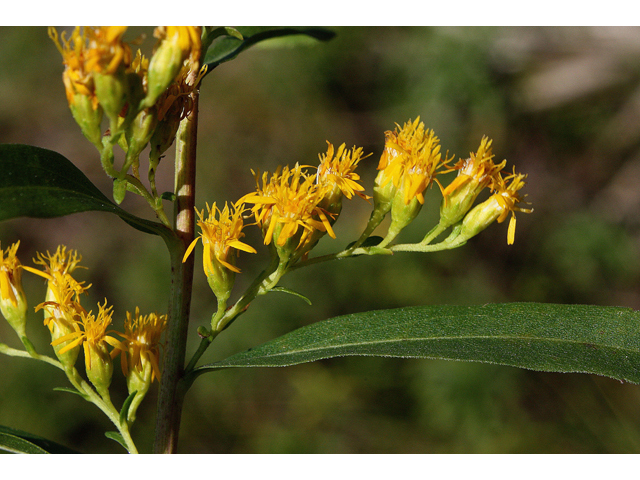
[183,120,531,306]
[1,245,167,405]
[49,26,204,208]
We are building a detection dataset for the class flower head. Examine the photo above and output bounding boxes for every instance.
[24,246,88,304]
[53,301,121,363]
[115,307,167,383]
[22,245,90,368]
[243,164,336,257]
[183,201,256,301]
[317,142,370,203]
[112,308,167,422]
[34,273,88,369]
[48,26,131,108]
[52,300,122,398]
[376,117,450,206]
[184,201,257,274]
[149,63,208,158]
[0,241,28,338]
[439,136,507,229]
[458,168,533,245]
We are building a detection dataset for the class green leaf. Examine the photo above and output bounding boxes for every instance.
[203,27,335,73]
[104,431,127,450]
[0,144,171,238]
[53,387,89,400]
[119,390,137,425]
[0,425,77,454]
[0,433,48,454]
[270,287,312,305]
[192,303,640,384]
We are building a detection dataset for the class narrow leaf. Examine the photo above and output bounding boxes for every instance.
[270,287,312,305]
[53,387,89,400]
[0,433,48,454]
[193,303,640,384]
[0,144,171,238]
[104,431,127,450]
[0,425,77,454]
[203,27,335,73]
[119,391,137,425]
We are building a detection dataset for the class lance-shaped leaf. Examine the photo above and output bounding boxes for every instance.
[0,425,77,454]
[0,144,171,238]
[203,27,335,74]
[192,303,640,384]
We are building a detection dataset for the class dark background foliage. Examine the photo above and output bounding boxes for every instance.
[2,26,640,453]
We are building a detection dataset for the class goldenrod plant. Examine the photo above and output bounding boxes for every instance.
[1,26,639,454]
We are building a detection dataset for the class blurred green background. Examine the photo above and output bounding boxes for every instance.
[2,26,640,453]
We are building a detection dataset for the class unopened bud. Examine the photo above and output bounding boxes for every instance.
[94,71,128,127]
[69,94,104,148]
[86,342,114,400]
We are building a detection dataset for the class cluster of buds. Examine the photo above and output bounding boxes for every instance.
[184,118,531,321]
[1,243,166,418]
[49,27,204,207]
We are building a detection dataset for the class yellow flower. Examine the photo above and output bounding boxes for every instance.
[22,245,90,368]
[115,307,167,383]
[111,308,167,422]
[376,117,450,206]
[0,241,28,338]
[439,136,507,228]
[458,168,533,245]
[52,300,122,398]
[36,285,86,369]
[243,164,336,255]
[184,201,257,274]
[156,26,201,66]
[183,201,256,301]
[317,142,370,203]
[24,245,88,303]
[48,26,131,108]
[0,241,25,310]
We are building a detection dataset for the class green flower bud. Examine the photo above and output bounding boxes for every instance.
[144,27,202,108]
[387,189,423,242]
[46,310,82,370]
[86,342,114,400]
[69,93,104,149]
[371,169,396,221]
[126,109,158,164]
[149,115,180,161]
[94,71,128,127]
[125,359,152,424]
[456,195,504,244]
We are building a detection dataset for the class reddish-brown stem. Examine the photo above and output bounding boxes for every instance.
[153,89,198,454]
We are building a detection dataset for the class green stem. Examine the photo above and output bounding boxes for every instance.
[64,366,138,453]
[182,256,281,379]
[153,89,199,455]
[351,205,387,249]
[421,222,449,245]
[0,342,63,370]
[0,342,138,453]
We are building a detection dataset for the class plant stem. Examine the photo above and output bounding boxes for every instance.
[153,89,199,454]
[1,342,138,453]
